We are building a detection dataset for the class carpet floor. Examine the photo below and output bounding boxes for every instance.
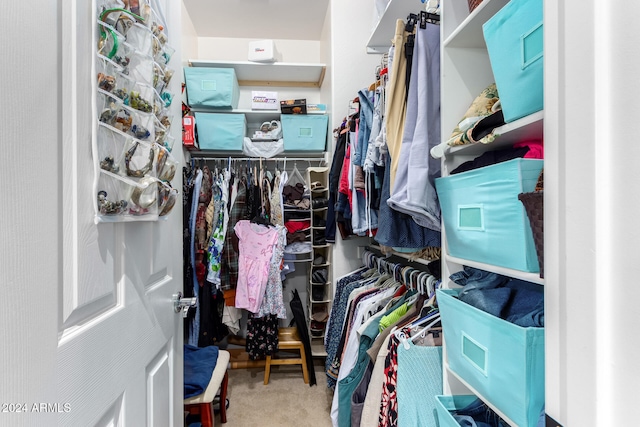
[210,361,334,426]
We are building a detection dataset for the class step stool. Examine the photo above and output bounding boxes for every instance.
[263,327,309,385]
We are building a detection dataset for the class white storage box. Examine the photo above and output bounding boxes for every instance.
[248,40,280,63]
[251,91,279,110]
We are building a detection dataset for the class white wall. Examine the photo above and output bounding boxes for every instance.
[329,0,384,279]
[181,2,199,65]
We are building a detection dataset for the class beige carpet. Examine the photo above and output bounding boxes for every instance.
[213,361,334,427]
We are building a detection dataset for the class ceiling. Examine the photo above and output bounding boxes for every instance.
[183,0,330,40]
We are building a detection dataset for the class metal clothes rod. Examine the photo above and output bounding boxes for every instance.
[190,157,327,163]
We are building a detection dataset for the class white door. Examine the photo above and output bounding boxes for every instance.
[0,1,185,426]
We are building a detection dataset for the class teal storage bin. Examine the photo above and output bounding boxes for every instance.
[281,115,328,151]
[483,0,543,123]
[435,158,543,273]
[194,112,246,151]
[184,67,240,109]
[437,289,545,427]
[435,395,482,427]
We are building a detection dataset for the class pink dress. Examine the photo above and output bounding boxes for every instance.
[234,220,280,313]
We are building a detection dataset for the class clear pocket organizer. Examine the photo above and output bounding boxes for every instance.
[125,22,154,57]
[154,117,168,145]
[97,122,133,176]
[158,181,178,217]
[161,134,175,152]
[97,1,127,26]
[156,146,178,182]
[96,54,123,93]
[116,103,156,142]
[125,50,154,87]
[98,89,124,127]
[155,43,175,66]
[97,21,124,60]
[96,171,159,221]
[122,138,157,179]
[146,6,168,45]
[128,81,156,113]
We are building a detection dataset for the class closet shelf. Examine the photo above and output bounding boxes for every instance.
[446,366,517,427]
[188,60,326,88]
[188,108,326,121]
[442,111,544,159]
[188,150,328,159]
[366,0,425,53]
[443,0,510,48]
[445,254,544,285]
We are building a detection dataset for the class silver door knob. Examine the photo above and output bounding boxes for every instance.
[173,292,197,318]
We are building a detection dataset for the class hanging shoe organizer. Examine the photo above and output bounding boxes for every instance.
[93,0,178,223]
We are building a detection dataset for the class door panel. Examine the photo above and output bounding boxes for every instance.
[56,0,184,425]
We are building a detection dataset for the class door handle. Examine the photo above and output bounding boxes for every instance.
[173,292,197,318]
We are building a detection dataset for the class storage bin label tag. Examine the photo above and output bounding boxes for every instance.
[461,332,488,376]
[458,204,484,231]
[201,79,217,91]
[521,22,543,69]
[299,127,313,138]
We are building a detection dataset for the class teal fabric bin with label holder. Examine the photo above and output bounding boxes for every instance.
[435,158,543,273]
[281,114,328,151]
[194,112,246,152]
[184,67,240,109]
[483,0,543,123]
[437,289,545,427]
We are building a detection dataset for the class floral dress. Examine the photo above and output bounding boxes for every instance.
[256,225,288,319]
[206,170,230,287]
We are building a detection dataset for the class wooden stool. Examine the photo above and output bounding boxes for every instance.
[184,350,230,426]
[263,327,309,385]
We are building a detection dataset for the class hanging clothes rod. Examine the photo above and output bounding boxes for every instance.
[190,157,327,163]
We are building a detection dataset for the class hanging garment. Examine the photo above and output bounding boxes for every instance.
[187,168,203,346]
[351,361,374,427]
[360,334,392,427]
[246,313,279,360]
[234,220,279,313]
[378,332,402,427]
[332,288,397,427]
[198,282,228,347]
[256,225,288,319]
[396,339,442,427]
[183,166,196,338]
[387,23,442,232]
[325,270,367,388]
[206,171,230,286]
[375,155,440,250]
[269,171,285,226]
[386,20,412,193]
[289,288,317,386]
[327,129,348,243]
[220,176,246,291]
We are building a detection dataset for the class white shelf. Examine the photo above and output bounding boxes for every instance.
[366,0,425,54]
[445,253,544,285]
[188,60,326,88]
[443,0,510,48]
[188,108,326,122]
[310,340,328,357]
[443,111,544,158]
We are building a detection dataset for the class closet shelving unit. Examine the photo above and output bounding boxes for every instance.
[439,0,545,425]
[366,0,423,53]
[306,166,332,357]
[186,60,329,157]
